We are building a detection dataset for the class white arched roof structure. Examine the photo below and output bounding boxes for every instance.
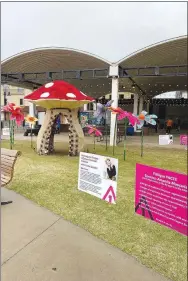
[1,36,187,98]
[117,35,187,67]
[117,36,187,97]
[1,47,112,97]
[1,47,111,72]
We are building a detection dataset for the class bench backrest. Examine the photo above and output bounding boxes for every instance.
[1,148,21,187]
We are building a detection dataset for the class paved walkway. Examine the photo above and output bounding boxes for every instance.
[1,188,170,281]
[2,133,186,150]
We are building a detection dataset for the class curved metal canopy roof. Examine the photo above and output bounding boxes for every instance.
[2,47,111,72]
[118,36,187,98]
[1,36,187,98]
[1,47,112,97]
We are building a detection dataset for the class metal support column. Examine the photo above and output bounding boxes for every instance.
[139,96,144,113]
[133,93,138,131]
[109,66,119,146]
[146,101,150,113]
[83,104,88,111]
[29,103,36,117]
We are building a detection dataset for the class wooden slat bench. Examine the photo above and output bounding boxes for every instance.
[1,148,21,205]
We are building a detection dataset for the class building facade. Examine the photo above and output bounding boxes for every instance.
[1,85,31,107]
[1,85,45,124]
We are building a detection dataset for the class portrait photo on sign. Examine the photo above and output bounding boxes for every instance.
[103,158,117,181]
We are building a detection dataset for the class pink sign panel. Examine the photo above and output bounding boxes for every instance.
[135,164,188,236]
[180,135,188,145]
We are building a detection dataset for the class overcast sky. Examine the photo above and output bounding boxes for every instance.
[1,2,187,62]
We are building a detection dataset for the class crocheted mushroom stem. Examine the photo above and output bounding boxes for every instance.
[65,109,84,156]
[36,109,84,156]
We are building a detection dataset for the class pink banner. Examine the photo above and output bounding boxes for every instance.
[135,164,188,236]
[180,135,188,145]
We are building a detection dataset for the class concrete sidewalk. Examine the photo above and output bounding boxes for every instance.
[1,188,170,281]
[2,133,186,150]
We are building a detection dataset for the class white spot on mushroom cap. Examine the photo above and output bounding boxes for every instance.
[40,92,50,98]
[45,82,54,88]
[66,93,76,98]
[80,91,87,96]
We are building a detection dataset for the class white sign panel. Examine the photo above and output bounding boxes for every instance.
[78,152,118,204]
[38,112,46,125]
[159,135,173,145]
[2,128,10,136]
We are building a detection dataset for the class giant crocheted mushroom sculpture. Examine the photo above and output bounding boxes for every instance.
[24,80,95,156]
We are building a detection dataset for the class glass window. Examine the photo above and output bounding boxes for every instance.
[20,99,23,105]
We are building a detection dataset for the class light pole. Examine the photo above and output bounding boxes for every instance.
[3,84,10,121]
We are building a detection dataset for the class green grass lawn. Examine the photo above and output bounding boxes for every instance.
[2,140,187,281]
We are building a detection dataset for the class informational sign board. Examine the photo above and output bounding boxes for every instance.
[78,152,118,204]
[180,135,188,146]
[159,135,173,145]
[135,163,187,236]
[2,127,10,136]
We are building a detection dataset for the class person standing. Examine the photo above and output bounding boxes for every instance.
[155,118,160,133]
[176,117,181,132]
[166,118,173,134]
[93,99,105,125]
[56,114,61,134]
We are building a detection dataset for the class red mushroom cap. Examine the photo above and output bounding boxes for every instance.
[24,80,95,109]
